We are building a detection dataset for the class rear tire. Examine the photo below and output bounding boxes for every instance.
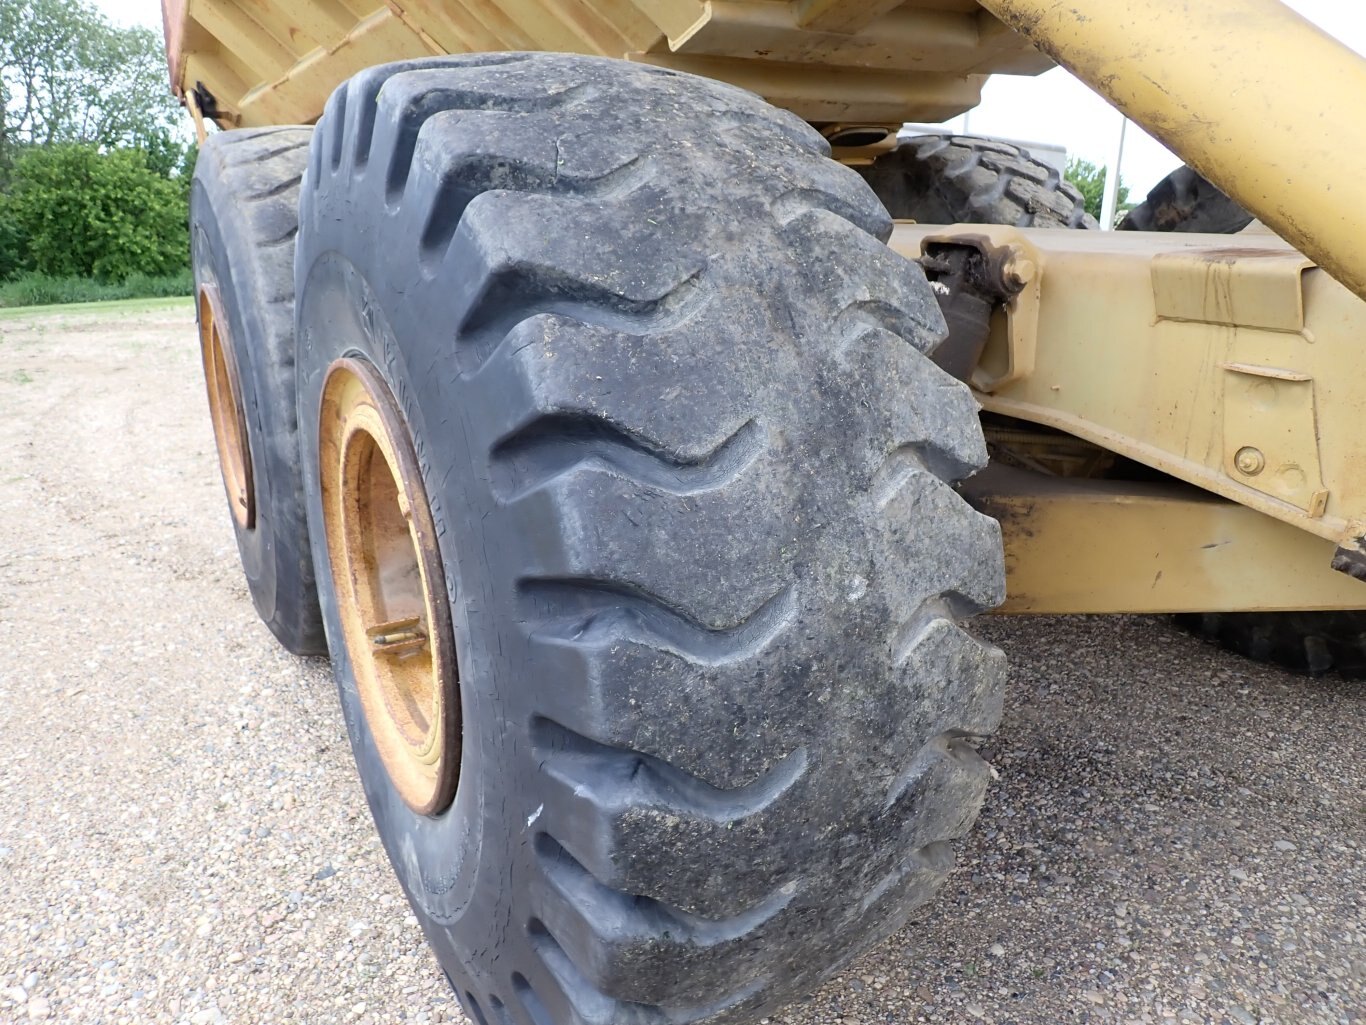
[857,134,1096,228]
[1176,612,1366,678]
[1118,165,1252,233]
[191,127,325,655]
[295,54,1006,1025]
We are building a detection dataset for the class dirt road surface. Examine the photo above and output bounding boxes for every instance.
[1,301,1362,1025]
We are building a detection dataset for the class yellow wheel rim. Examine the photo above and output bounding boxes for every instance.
[197,283,254,530]
[319,357,460,816]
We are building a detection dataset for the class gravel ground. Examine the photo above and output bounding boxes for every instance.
[1,301,1363,1025]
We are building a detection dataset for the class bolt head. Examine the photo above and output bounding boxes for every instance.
[1006,258,1036,287]
[1234,446,1266,476]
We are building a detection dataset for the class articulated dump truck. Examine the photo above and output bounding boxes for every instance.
[162,0,1366,1020]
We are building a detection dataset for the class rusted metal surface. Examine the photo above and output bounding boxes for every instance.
[318,357,460,817]
[967,464,1366,615]
[977,0,1366,306]
[160,0,1051,128]
[196,283,254,531]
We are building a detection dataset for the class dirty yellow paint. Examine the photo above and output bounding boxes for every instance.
[161,0,1051,127]
[967,465,1366,615]
[891,223,1366,556]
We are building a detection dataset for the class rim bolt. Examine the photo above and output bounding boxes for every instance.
[368,617,427,653]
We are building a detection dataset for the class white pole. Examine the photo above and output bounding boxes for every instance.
[1100,114,1128,230]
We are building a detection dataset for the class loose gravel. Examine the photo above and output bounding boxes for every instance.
[1,302,1362,1025]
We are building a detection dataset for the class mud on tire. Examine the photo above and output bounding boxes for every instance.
[295,54,1006,1025]
[191,127,326,655]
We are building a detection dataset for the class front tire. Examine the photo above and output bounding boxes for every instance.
[296,54,1005,1024]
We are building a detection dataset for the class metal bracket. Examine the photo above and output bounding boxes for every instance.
[1219,362,1328,516]
[1152,247,1314,333]
[185,87,208,146]
[918,230,1042,392]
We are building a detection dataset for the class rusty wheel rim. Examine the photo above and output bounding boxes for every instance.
[198,283,255,529]
[319,357,460,816]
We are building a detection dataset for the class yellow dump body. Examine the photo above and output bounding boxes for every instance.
[160,0,1052,129]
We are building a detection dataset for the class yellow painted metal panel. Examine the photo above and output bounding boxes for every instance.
[1151,248,1313,333]
[171,0,1052,128]
[634,51,987,123]
[891,224,1366,552]
[795,0,904,34]
[967,466,1366,615]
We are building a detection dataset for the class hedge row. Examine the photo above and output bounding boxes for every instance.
[0,143,194,303]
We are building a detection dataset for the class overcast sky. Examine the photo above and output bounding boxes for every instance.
[101,0,1364,198]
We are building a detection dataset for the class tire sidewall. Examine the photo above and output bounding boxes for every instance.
[295,251,520,968]
[190,178,279,618]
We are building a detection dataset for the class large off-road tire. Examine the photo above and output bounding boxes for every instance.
[191,127,326,655]
[1118,165,1252,233]
[857,134,1097,228]
[295,54,1006,1025]
[1176,612,1366,678]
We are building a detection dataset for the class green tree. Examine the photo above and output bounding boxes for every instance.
[1065,157,1131,224]
[6,144,188,280]
[174,138,199,190]
[0,197,24,280]
[0,0,180,158]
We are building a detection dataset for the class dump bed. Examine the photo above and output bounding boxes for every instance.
[161,0,1052,129]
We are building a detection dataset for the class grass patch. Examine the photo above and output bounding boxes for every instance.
[0,270,194,309]
[0,294,193,321]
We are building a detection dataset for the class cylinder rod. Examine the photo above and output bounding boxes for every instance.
[977,0,1366,301]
